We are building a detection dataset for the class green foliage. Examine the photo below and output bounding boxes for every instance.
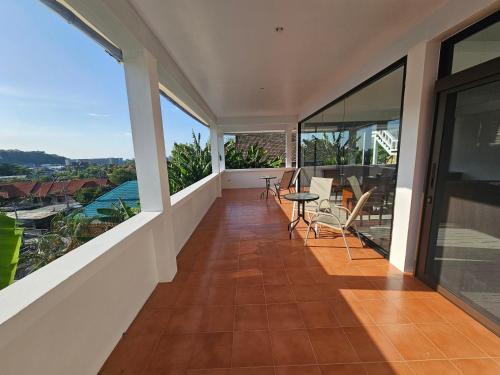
[48,163,134,182]
[377,147,390,164]
[0,163,29,177]
[96,198,140,224]
[21,234,68,273]
[74,186,108,205]
[0,214,23,288]
[301,132,360,166]
[18,211,93,275]
[167,131,212,195]
[108,167,137,185]
[224,140,283,169]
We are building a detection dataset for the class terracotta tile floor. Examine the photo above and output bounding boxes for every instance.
[100,188,500,375]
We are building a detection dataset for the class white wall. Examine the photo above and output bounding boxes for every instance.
[0,213,161,375]
[390,41,440,273]
[170,173,220,254]
[221,168,288,189]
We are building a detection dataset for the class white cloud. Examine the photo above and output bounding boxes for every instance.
[87,112,110,118]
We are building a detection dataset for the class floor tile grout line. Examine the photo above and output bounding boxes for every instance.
[370,322,407,362]
[409,322,451,361]
[229,237,242,369]
[450,322,497,358]
[413,321,490,357]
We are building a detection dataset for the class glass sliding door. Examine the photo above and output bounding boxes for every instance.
[298,60,406,254]
[422,77,500,329]
[419,11,500,333]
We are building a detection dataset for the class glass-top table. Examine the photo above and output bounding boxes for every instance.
[284,193,319,239]
[259,176,277,200]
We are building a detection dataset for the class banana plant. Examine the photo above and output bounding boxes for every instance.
[167,131,212,194]
[224,139,283,169]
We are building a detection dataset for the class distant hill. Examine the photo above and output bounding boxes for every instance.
[0,150,66,166]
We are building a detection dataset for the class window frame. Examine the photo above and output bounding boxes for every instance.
[438,10,500,79]
[297,57,407,257]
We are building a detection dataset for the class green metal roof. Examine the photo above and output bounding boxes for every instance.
[82,180,139,218]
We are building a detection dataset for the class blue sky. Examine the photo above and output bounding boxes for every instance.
[0,0,209,160]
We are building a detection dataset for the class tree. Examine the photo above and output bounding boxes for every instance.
[301,132,359,166]
[224,139,283,169]
[17,211,93,275]
[0,163,29,177]
[96,198,140,224]
[74,186,107,205]
[167,131,212,194]
[108,167,136,185]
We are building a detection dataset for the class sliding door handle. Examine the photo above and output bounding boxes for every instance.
[429,162,437,188]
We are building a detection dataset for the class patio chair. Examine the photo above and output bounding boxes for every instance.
[274,169,299,203]
[346,175,386,224]
[304,177,334,216]
[347,175,363,201]
[304,188,375,260]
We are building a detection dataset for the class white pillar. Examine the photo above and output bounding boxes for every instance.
[285,128,293,168]
[294,123,300,189]
[217,129,226,171]
[389,41,440,273]
[210,123,222,197]
[123,47,177,281]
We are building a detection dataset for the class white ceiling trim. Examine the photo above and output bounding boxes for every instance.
[217,115,297,133]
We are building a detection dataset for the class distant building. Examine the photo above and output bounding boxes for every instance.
[82,180,139,218]
[65,158,124,167]
[0,178,111,203]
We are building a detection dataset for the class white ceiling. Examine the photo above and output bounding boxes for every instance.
[128,0,449,120]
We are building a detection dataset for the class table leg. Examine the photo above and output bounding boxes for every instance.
[288,201,317,239]
[261,179,277,200]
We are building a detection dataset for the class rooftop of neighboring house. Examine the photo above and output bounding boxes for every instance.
[82,180,139,218]
[0,178,111,200]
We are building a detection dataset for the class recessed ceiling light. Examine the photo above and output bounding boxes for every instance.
[275,26,284,33]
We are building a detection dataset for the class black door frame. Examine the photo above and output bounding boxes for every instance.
[416,57,500,335]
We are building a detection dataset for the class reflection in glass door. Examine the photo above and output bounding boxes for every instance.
[422,78,500,329]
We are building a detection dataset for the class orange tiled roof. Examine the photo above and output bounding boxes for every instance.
[0,182,38,199]
[0,178,111,199]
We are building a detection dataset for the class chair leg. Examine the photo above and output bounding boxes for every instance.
[277,189,282,203]
[304,221,312,246]
[341,231,353,261]
[355,229,364,248]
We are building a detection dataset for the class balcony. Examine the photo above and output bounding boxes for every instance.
[1,1,500,375]
[100,189,499,375]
